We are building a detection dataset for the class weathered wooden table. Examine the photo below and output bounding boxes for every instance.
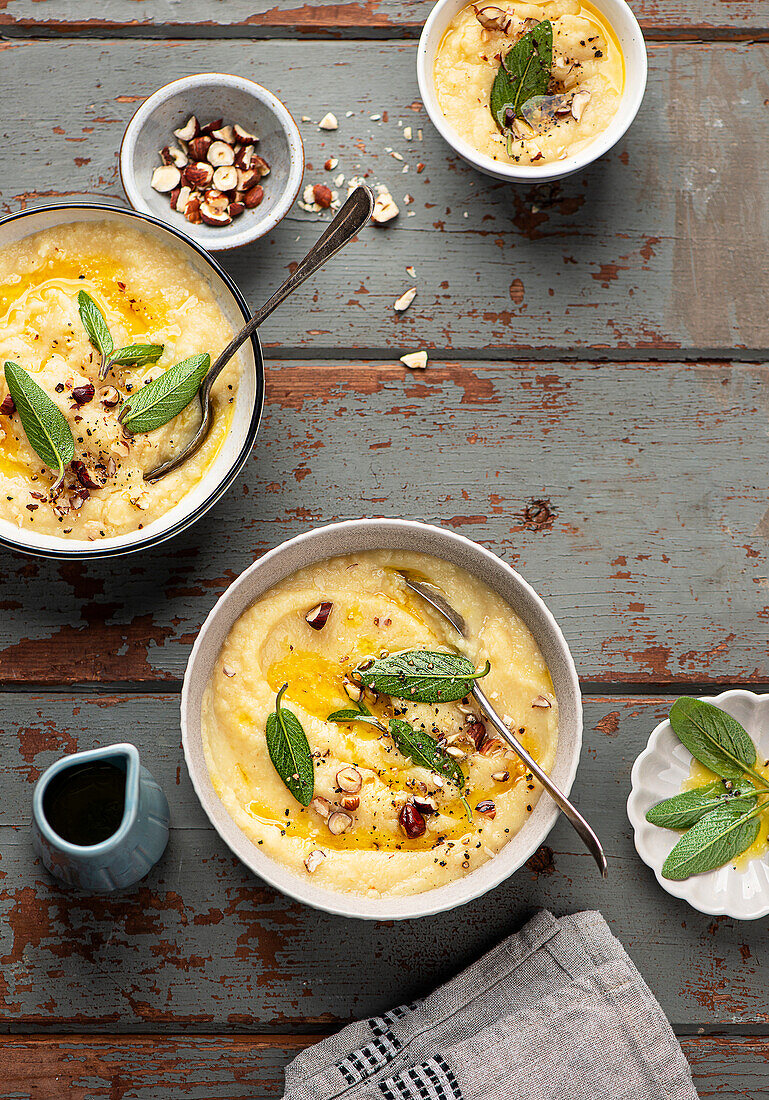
[1,1,768,1096]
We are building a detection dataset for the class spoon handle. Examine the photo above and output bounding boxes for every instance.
[203,185,374,395]
[472,683,608,876]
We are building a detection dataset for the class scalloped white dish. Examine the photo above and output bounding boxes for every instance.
[628,689,769,920]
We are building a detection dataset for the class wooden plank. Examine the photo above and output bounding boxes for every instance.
[1,0,767,38]
[0,41,766,356]
[0,360,767,687]
[3,692,769,1031]
[0,1033,766,1099]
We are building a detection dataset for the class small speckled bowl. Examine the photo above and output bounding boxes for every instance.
[628,690,769,920]
[120,73,304,252]
[181,519,583,920]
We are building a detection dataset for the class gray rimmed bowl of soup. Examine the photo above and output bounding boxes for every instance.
[181,519,582,919]
[0,204,262,558]
[417,0,647,182]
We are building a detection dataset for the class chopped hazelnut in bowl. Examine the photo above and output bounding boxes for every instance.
[120,73,304,252]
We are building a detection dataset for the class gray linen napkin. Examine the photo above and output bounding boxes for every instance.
[283,910,698,1100]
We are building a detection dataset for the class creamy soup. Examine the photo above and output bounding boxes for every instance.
[434,0,624,166]
[202,550,559,898]
[0,221,241,540]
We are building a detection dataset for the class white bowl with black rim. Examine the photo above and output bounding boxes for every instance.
[181,518,583,920]
[0,203,263,560]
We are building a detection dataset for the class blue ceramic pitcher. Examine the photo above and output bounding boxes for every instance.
[32,743,170,891]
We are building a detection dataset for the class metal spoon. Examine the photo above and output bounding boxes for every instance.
[144,185,375,482]
[400,573,608,877]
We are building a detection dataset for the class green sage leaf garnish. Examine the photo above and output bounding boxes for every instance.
[4,361,74,491]
[328,709,465,790]
[327,708,382,727]
[108,343,164,369]
[77,291,113,377]
[661,802,760,880]
[119,353,210,434]
[490,20,552,133]
[646,780,757,831]
[669,697,757,781]
[265,683,314,806]
[388,718,465,789]
[645,697,769,879]
[355,649,490,704]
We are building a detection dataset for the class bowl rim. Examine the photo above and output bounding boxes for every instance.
[0,200,264,560]
[180,517,583,920]
[416,0,648,183]
[627,688,769,920]
[119,72,305,252]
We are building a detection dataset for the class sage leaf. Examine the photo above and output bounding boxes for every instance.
[356,649,490,704]
[327,709,466,790]
[647,780,757,831]
[327,708,383,728]
[77,291,113,375]
[388,718,466,790]
[661,802,760,880]
[490,20,552,132]
[669,697,757,781]
[4,361,74,491]
[109,343,164,369]
[119,353,209,434]
[265,683,314,806]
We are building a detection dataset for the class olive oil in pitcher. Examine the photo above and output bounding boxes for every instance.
[42,760,126,846]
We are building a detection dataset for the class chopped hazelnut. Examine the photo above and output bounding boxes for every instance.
[310,796,332,819]
[174,115,199,142]
[571,91,591,121]
[207,140,236,167]
[151,165,181,193]
[336,766,362,794]
[399,351,428,370]
[327,811,353,835]
[304,849,326,873]
[394,286,417,312]
[313,183,333,209]
[305,601,333,629]
[243,185,264,208]
[372,189,399,224]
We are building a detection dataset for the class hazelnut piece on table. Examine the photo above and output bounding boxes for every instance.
[400,351,428,370]
[372,190,399,224]
[313,184,333,209]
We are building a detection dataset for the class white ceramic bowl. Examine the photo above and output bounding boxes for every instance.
[120,73,304,252]
[0,203,262,559]
[181,518,583,919]
[417,0,647,183]
[628,690,769,920]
